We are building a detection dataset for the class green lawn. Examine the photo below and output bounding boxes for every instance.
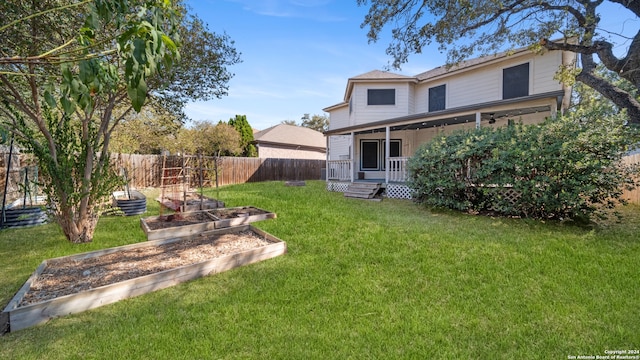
[1,181,639,359]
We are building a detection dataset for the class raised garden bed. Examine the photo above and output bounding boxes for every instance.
[2,225,286,333]
[140,206,276,241]
[157,192,224,212]
[1,206,48,228]
[112,190,147,216]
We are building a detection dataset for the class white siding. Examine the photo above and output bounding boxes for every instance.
[328,135,351,160]
[532,50,563,94]
[351,82,411,126]
[448,69,501,108]
[329,106,349,131]
[415,51,564,113]
[408,84,416,114]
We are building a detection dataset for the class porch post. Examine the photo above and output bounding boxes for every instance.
[475,112,481,129]
[350,132,355,183]
[385,126,390,184]
[325,134,329,182]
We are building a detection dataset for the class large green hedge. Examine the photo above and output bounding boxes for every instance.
[407,113,639,220]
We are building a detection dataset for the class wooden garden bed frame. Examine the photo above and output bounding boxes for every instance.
[2,225,286,332]
[140,206,276,241]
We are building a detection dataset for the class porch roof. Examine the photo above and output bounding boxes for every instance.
[324,90,563,136]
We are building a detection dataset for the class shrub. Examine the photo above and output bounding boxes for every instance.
[407,112,639,220]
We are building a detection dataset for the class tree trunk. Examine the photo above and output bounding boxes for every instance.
[56,207,99,243]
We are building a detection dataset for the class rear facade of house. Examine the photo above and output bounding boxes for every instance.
[324,46,576,199]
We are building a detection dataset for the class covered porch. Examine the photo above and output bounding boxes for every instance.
[325,98,560,199]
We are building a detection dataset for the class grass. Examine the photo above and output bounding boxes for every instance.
[1,180,639,359]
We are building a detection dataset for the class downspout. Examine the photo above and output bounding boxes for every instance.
[475,112,481,129]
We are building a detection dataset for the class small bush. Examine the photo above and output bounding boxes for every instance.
[407,112,640,220]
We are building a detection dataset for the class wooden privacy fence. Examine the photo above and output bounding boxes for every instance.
[2,151,639,204]
[110,154,325,189]
[622,153,640,204]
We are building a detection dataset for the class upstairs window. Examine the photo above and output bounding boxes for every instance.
[367,89,395,105]
[503,63,529,99]
[428,84,446,112]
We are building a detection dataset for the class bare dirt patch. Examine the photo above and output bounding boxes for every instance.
[20,230,273,307]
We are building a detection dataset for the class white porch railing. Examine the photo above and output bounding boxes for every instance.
[327,160,352,181]
[387,157,409,183]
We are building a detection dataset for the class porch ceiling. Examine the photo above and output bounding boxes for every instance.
[353,105,551,135]
[325,90,564,136]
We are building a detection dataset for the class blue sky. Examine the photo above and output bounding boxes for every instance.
[183,0,638,131]
[183,0,444,130]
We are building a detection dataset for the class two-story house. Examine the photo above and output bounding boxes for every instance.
[323,45,576,199]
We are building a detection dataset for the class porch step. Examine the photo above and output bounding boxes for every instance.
[344,182,382,199]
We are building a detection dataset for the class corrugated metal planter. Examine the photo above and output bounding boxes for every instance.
[112,190,147,216]
[1,207,48,228]
[2,225,286,333]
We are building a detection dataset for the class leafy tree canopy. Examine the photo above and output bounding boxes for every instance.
[358,0,640,123]
[172,121,242,156]
[0,0,182,243]
[301,113,329,132]
[110,102,181,154]
[151,4,241,120]
[281,114,329,132]
[229,114,257,157]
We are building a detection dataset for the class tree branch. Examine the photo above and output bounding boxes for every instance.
[608,0,640,17]
[576,64,640,124]
[0,0,91,33]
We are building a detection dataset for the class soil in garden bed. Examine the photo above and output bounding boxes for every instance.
[144,211,214,230]
[19,230,274,307]
[207,207,269,219]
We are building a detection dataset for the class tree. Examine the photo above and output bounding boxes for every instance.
[111,2,241,153]
[110,104,181,154]
[358,0,640,124]
[151,5,241,120]
[174,121,242,156]
[281,119,298,126]
[0,1,181,243]
[300,113,329,132]
[228,115,257,157]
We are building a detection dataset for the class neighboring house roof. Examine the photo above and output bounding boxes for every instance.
[253,124,326,151]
